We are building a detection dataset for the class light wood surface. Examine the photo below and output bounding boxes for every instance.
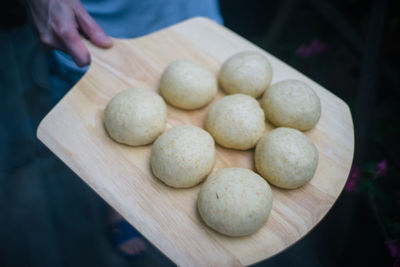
[37,17,354,266]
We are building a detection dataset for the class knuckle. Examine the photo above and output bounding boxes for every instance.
[53,25,76,41]
[86,21,97,32]
[81,15,97,32]
[39,34,53,46]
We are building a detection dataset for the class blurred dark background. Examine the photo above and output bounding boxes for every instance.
[1,0,399,266]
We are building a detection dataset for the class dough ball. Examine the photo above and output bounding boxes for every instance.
[160,60,218,110]
[255,127,319,189]
[205,94,265,150]
[198,168,273,237]
[104,88,167,146]
[218,51,273,98]
[261,79,321,131]
[151,125,215,188]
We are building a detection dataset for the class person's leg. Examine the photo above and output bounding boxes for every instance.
[46,0,224,258]
[48,47,149,257]
[0,25,62,267]
[108,210,147,256]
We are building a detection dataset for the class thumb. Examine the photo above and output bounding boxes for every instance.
[74,4,113,48]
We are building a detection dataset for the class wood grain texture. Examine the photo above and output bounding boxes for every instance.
[37,17,354,266]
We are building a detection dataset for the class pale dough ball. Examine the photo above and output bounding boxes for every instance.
[151,125,215,188]
[104,88,167,146]
[255,127,319,189]
[205,94,265,150]
[218,51,273,98]
[198,168,273,237]
[160,60,218,110]
[261,79,321,131]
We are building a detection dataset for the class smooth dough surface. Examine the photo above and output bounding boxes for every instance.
[255,127,319,189]
[104,88,167,146]
[160,60,217,110]
[261,79,321,131]
[198,168,273,237]
[218,51,273,98]
[151,125,215,188]
[205,94,265,150]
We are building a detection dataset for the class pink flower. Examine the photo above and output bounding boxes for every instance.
[350,165,361,179]
[386,240,400,259]
[374,160,388,177]
[295,39,326,58]
[344,165,361,192]
[344,179,357,192]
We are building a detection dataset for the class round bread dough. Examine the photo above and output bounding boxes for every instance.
[198,168,273,237]
[261,79,321,131]
[151,125,215,188]
[218,51,273,98]
[255,127,319,189]
[104,88,167,146]
[160,60,218,110]
[205,94,265,150]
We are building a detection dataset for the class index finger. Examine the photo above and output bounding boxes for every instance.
[57,27,91,67]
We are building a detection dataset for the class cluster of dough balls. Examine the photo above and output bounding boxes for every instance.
[103,50,322,238]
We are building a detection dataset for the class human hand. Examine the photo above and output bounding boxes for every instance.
[23,0,113,66]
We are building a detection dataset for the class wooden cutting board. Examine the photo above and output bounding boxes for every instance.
[37,17,354,266]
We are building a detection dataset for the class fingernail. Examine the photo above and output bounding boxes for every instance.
[77,55,91,67]
[102,35,113,47]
